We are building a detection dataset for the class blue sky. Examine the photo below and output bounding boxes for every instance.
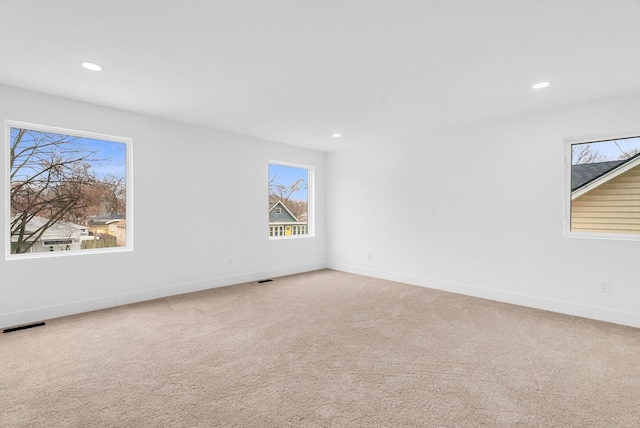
[269,164,308,201]
[573,136,640,164]
[10,127,126,180]
[79,137,126,178]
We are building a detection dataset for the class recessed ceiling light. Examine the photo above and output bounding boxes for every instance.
[81,62,103,72]
[332,133,342,138]
[532,81,550,89]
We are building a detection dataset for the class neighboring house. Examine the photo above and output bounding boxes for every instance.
[112,219,126,247]
[88,213,126,244]
[10,214,89,253]
[269,201,307,237]
[571,153,640,233]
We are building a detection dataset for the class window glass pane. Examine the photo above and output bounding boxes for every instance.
[570,136,640,235]
[8,124,130,256]
[269,163,309,238]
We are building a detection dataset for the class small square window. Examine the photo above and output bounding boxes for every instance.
[565,133,640,239]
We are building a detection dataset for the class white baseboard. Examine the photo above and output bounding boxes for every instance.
[327,262,640,329]
[0,262,326,330]
[5,261,638,330]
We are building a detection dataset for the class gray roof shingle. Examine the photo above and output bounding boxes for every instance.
[571,160,625,191]
[571,152,640,191]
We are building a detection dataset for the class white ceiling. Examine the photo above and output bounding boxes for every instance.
[2,0,640,152]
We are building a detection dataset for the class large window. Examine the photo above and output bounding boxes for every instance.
[565,132,640,239]
[268,162,313,239]
[6,121,132,258]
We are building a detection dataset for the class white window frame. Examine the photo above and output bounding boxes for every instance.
[5,120,134,259]
[268,160,314,240]
[564,130,640,241]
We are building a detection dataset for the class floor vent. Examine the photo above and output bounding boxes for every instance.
[3,322,46,334]
[257,279,273,284]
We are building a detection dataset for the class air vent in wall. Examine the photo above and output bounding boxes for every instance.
[3,322,46,334]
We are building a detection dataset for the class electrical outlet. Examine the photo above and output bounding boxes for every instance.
[367,252,373,261]
[228,258,234,266]
[600,282,611,293]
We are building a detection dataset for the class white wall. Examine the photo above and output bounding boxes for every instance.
[4,82,640,330]
[0,84,326,329]
[327,90,640,328]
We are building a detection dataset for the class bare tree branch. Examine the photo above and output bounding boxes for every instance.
[9,127,122,253]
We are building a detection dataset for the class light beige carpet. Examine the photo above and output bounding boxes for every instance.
[1,269,639,427]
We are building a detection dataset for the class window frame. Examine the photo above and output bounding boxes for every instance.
[564,130,640,241]
[268,160,314,240]
[5,120,134,259]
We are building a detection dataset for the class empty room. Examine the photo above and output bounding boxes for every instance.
[2,1,640,426]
